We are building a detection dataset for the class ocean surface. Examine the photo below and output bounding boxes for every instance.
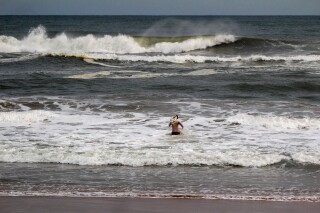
[0,16,320,201]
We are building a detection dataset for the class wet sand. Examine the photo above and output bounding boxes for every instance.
[0,197,320,213]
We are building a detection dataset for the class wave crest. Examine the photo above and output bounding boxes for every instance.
[0,25,236,54]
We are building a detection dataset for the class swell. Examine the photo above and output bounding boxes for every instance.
[230,82,320,93]
[213,37,304,50]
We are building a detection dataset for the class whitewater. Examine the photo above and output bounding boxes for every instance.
[0,25,236,54]
[0,98,319,167]
[1,16,320,201]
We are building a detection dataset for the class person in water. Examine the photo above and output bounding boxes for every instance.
[169,114,184,135]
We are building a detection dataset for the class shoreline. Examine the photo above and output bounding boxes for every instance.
[1,196,320,213]
[1,194,320,203]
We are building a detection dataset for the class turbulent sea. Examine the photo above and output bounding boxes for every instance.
[0,16,320,201]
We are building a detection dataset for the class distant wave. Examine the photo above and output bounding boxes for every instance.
[230,81,320,93]
[1,25,317,64]
[50,52,320,64]
[215,37,305,50]
[0,25,304,56]
[0,25,236,54]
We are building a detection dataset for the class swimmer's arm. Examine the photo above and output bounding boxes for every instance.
[179,122,184,128]
[169,122,172,127]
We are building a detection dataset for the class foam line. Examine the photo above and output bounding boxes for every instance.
[54,53,320,64]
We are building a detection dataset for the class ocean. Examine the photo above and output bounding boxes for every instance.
[0,16,319,201]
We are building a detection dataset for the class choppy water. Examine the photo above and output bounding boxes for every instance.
[0,16,320,201]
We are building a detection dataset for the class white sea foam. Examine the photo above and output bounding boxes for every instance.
[0,143,289,167]
[0,25,236,54]
[0,26,143,54]
[246,55,320,62]
[65,69,217,79]
[186,69,217,76]
[147,34,236,53]
[0,110,54,123]
[83,58,122,68]
[291,152,320,165]
[66,53,320,64]
[1,190,319,202]
[0,99,319,167]
[66,71,111,79]
[227,113,320,130]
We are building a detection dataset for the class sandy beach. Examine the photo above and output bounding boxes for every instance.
[0,197,319,213]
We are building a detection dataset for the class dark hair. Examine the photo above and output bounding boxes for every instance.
[176,115,179,119]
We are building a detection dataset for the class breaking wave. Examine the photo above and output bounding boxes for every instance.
[0,108,319,167]
[0,25,236,54]
[1,25,319,64]
[0,145,319,167]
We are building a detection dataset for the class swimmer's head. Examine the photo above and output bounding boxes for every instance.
[170,114,179,123]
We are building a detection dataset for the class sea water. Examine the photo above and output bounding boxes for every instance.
[0,16,320,201]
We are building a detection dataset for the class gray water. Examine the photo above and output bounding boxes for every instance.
[0,16,320,200]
